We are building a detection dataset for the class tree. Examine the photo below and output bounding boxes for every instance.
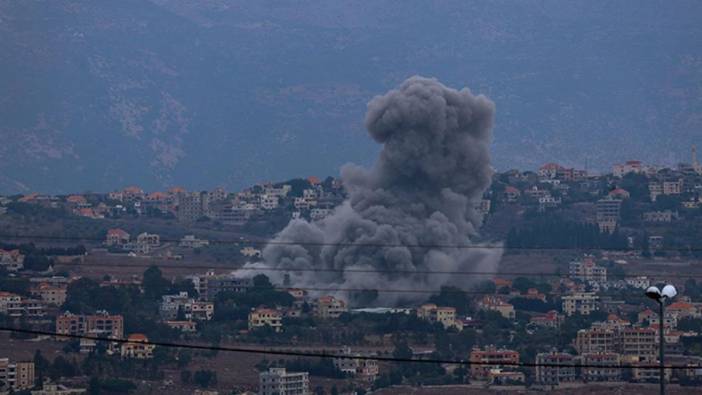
[143,266,170,299]
[180,370,192,384]
[193,370,217,388]
[392,340,413,359]
[428,286,471,314]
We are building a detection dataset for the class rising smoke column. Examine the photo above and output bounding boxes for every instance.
[256,76,500,305]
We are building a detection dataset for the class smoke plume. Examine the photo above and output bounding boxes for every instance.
[252,76,501,305]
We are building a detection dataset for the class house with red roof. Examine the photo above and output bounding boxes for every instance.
[503,186,521,203]
[105,228,130,247]
[538,163,564,179]
[608,188,630,199]
[667,301,699,320]
[121,333,155,359]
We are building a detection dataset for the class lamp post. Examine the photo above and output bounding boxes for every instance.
[645,284,677,395]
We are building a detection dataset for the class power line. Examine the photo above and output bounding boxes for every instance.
[0,326,693,370]
[3,233,702,253]
[48,260,702,280]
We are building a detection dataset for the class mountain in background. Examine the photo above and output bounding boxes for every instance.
[1,0,701,194]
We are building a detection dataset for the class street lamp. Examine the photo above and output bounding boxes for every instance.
[645,284,677,395]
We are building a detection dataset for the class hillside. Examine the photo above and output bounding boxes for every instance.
[1,0,701,193]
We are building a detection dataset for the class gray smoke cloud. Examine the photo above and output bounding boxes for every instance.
[249,76,501,306]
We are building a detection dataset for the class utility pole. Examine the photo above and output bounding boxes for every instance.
[646,284,677,395]
[659,298,665,395]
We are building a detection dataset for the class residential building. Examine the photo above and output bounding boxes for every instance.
[530,310,563,329]
[503,186,521,202]
[188,271,252,301]
[0,293,45,318]
[105,228,130,247]
[135,232,160,254]
[240,247,262,258]
[332,347,379,381]
[625,276,650,289]
[30,283,67,306]
[643,210,678,223]
[0,292,22,317]
[0,249,25,271]
[562,293,599,316]
[667,301,700,320]
[662,179,683,195]
[621,327,657,362]
[647,181,663,201]
[259,368,309,395]
[249,308,283,332]
[416,304,463,330]
[575,327,617,354]
[478,296,516,320]
[55,311,124,339]
[177,192,203,223]
[313,296,348,319]
[260,194,279,210]
[535,352,576,385]
[121,333,155,359]
[596,197,622,233]
[580,353,621,382]
[612,160,644,177]
[538,163,563,179]
[631,364,672,382]
[569,256,607,284]
[179,235,209,249]
[489,369,525,385]
[0,358,34,391]
[165,320,197,332]
[159,292,214,321]
[469,346,520,380]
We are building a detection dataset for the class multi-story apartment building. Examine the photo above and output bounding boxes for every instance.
[259,368,309,395]
[30,283,67,306]
[416,304,463,330]
[135,232,160,254]
[0,358,34,391]
[188,271,252,301]
[562,293,599,316]
[0,292,21,317]
[177,192,204,223]
[332,347,379,381]
[535,352,576,385]
[575,327,617,354]
[0,292,45,318]
[662,179,683,195]
[478,296,516,320]
[580,353,621,382]
[249,308,283,333]
[530,310,563,329]
[621,327,657,362]
[159,292,214,321]
[631,364,672,382]
[569,257,607,284]
[55,311,124,339]
[260,194,279,210]
[596,197,622,233]
[313,296,348,319]
[469,346,520,380]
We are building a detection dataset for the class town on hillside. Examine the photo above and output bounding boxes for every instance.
[1,153,702,394]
